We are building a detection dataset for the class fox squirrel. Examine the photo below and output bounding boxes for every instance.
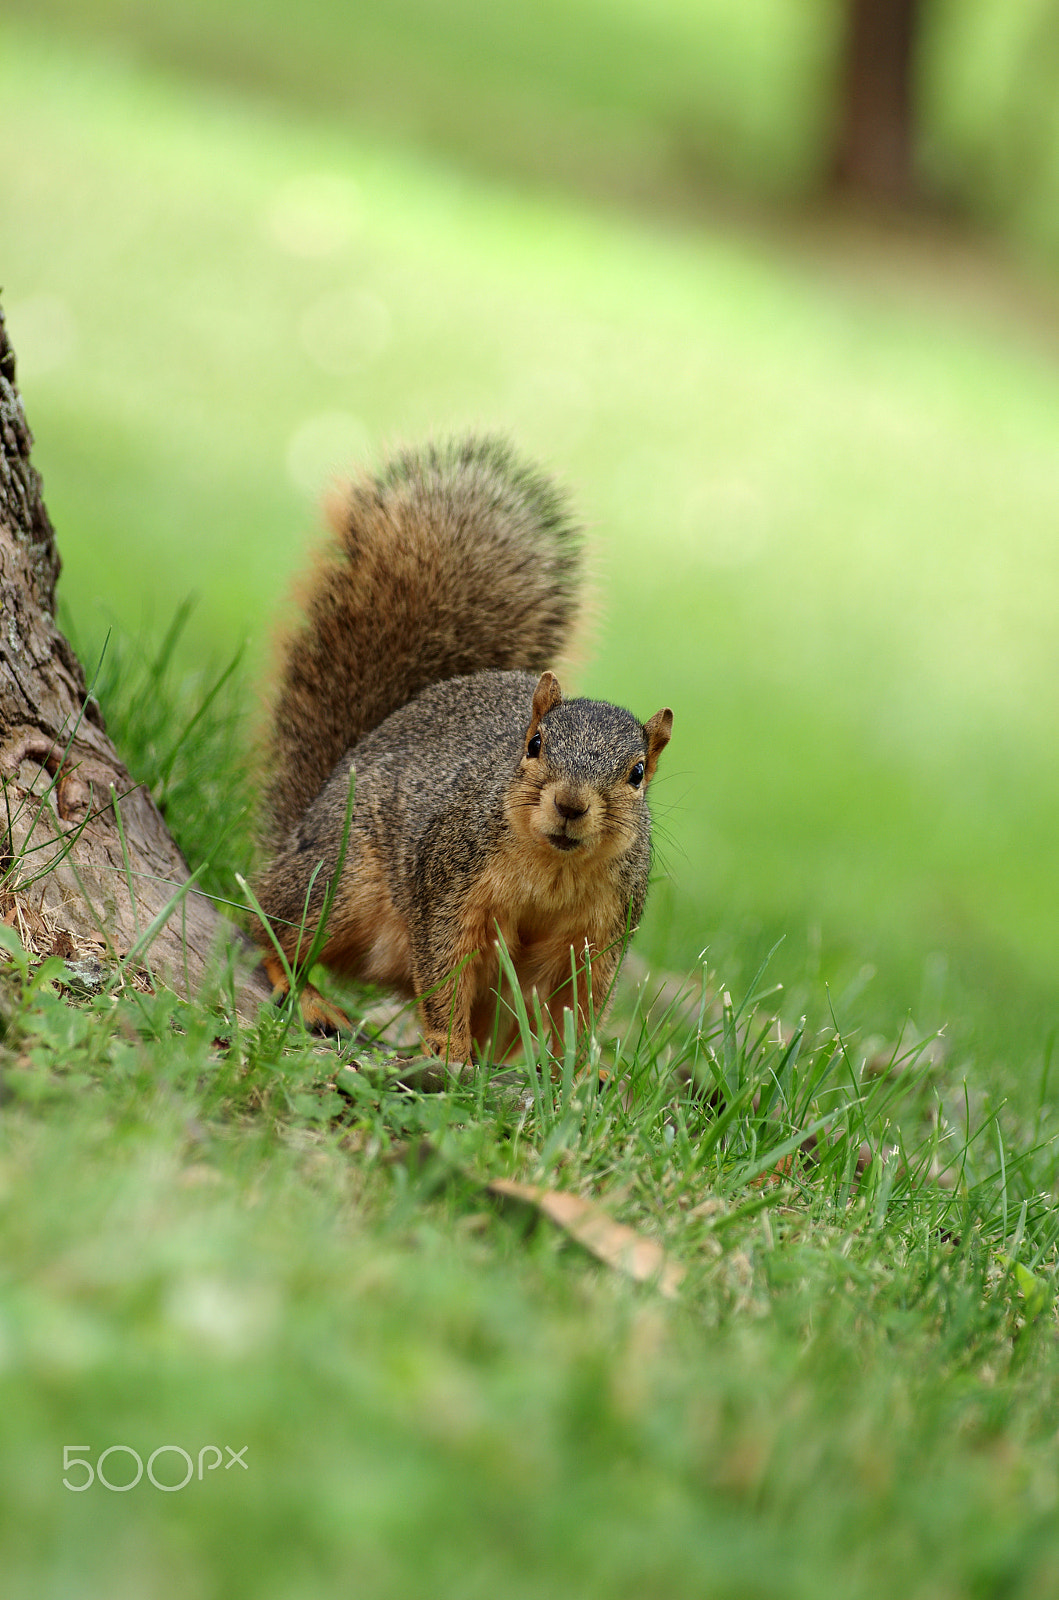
[253,435,672,1065]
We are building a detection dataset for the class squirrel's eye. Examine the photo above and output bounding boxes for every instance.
[628,760,645,787]
[527,731,542,759]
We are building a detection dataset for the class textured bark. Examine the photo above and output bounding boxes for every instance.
[0,302,265,1004]
[832,0,920,200]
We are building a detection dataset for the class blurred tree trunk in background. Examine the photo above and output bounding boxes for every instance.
[833,0,922,200]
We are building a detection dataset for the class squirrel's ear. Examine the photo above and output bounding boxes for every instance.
[643,708,673,781]
[528,671,563,733]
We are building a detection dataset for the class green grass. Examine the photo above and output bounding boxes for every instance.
[3,13,1059,1595]
[0,0,839,207]
[9,0,1059,254]
[3,722,1059,1599]
[2,784,1059,1596]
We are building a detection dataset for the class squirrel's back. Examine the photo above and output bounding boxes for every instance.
[262,435,581,839]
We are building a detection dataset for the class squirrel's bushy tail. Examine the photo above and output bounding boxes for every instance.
[262,434,582,839]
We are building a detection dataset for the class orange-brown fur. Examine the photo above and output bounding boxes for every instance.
[253,436,671,1067]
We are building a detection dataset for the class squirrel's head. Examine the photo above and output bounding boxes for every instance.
[511,670,673,862]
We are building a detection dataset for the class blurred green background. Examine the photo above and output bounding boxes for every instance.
[2,1,1058,1097]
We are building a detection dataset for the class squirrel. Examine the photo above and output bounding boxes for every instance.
[252,434,672,1067]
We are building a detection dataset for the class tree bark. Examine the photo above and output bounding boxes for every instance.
[0,301,265,1006]
[832,0,921,201]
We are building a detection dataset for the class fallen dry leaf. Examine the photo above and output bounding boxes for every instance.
[487,1178,685,1299]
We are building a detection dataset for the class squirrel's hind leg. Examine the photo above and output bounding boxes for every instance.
[252,833,411,1037]
[261,951,354,1035]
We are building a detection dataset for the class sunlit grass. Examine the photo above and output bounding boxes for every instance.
[2,846,1058,1597]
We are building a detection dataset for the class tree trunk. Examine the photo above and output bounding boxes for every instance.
[0,301,265,1007]
[832,0,921,201]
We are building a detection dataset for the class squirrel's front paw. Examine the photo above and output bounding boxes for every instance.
[421,1029,474,1077]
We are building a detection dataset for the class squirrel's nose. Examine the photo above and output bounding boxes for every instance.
[554,796,588,822]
